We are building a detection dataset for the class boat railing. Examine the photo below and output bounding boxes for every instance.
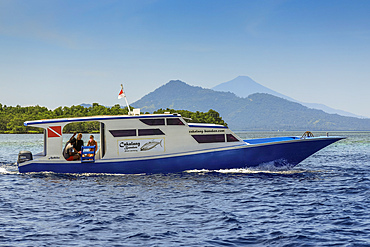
[300,131,314,139]
[81,146,96,163]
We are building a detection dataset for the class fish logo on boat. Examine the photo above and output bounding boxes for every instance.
[140,140,163,151]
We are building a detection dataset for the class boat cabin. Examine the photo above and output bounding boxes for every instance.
[24,112,244,163]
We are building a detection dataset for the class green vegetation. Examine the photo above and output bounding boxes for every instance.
[0,103,226,134]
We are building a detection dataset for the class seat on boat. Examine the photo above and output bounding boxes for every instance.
[81,146,96,163]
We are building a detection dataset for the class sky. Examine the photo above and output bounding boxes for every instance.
[1,0,370,118]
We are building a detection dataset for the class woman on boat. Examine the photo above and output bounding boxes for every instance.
[87,135,98,156]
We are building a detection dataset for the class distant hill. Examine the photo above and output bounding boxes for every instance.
[212,76,296,102]
[79,103,92,108]
[133,80,370,131]
[212,76,365,118]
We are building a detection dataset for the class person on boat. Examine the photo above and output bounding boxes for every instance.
[87,135,98,156]
[62,132,76,158]
[64,137,80,161]
[74,133,84,153]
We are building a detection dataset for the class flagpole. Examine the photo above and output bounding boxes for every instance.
[119,84,132,115]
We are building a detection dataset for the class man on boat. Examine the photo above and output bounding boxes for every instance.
[74,133,84,153]
[64,137,80,161]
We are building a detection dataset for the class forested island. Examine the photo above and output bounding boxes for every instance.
[0,103,226,134]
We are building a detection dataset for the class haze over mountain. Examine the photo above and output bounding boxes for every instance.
[132,80,370,131]
[212,76,365,118]
[212,76,296,102]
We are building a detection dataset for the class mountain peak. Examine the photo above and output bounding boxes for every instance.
[212,76,294,101]
[157,80,194,92]
[213,76,364,118]
[167,80,187,85]
[232,75,255,82]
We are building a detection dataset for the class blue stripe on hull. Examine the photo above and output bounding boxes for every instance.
[18,138,342,174]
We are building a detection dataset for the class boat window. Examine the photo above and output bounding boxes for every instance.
[226,134,239,142]
[109,129,136,137]
[167,118,185,125]
[138,128,165,136]
[140,118,165,126]
[192,134,225,143]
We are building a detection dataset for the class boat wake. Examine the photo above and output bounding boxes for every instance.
[217,168,308,174]
[185,160,311,175]
[0,167,8,173]
[184,168,309,175]
[0,163,19,174]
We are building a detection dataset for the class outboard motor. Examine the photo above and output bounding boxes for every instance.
[17,151,33,164]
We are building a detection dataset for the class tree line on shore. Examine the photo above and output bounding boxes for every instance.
[0,103,226,134]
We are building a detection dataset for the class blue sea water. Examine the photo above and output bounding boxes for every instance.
[0,132,369,246]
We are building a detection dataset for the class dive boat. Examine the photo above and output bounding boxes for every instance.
[17,111,344,174]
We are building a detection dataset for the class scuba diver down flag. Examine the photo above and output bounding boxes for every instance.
[47,126,62,138]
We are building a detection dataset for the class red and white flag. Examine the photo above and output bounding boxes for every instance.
[118,84,125,99]
[47,126,62,138]
[117,83,132,115]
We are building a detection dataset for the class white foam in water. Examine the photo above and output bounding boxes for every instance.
[185,166,311,175]
[215,168,307,174]
[185,159,301,174]
[187,168,312,175]
[185,169,210,173]
[185,168,307,174]
[0,167,9,173]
